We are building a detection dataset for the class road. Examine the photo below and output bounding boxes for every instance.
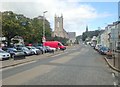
[2,44,117,85]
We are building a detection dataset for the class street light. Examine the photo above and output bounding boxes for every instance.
[0,12,2,47]
[42,11,48,43]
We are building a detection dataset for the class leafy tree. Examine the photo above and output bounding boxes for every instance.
[82,30,104,41]
[2,11,25,46]
[2,11,52,46]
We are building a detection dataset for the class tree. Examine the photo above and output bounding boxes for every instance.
[82,32,87,41]
[2,11,25,46]
[2,11,52,46]
[82,30,104,41]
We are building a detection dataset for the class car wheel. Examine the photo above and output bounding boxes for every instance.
[12,54,15,59]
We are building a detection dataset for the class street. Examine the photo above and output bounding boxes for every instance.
[2,44,117,85]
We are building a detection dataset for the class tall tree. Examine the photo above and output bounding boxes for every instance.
[2,11,25,46]
[2,11,52,46]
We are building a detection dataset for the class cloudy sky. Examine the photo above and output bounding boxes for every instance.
[0,0,119,36]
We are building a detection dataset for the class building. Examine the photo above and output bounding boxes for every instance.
[99,21,120,68]
[53,14,69,38]
[67,32,76,44]
[99,22,120,49]
[110,21,120,51]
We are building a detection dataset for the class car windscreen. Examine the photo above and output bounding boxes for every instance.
[0,50,7,53]
[8,48,18,52]
[101,47,108,51]
[22,47,29,51]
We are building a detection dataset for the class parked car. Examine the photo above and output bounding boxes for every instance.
[95,44,102,51]
[16,47,34,56]
[42,46,49,53]
[6,48,25,59]
[99,46,110,55]
[34,46,46,54]
[0,50,10,60]
[26,46,42,55]
[45,46,55,53]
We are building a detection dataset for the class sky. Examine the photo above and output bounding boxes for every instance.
[0,0,119,36]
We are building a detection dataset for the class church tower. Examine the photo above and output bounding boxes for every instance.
[54,14,64,37]
[53,14,69,38]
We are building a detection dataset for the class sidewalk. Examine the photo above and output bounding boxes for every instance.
[104,52,120,73]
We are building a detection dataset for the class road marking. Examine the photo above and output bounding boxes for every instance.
[51,54,62,57]
[51,52,68,57]
[70,49,77,51]
[113,82,117,86]
[1,60,36,71]
[50,56,73,64]
[112,73,115,78]
[50,52,80,64]
[2,64,56,85]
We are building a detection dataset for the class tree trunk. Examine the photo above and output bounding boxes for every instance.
[7,37,11,47]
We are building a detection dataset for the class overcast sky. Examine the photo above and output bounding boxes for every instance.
[0,0,119,36]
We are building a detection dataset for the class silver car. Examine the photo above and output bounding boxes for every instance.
[0,50,10,60]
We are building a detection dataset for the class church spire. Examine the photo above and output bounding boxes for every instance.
[86,25,88,32]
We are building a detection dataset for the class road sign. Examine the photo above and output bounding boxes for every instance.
[42,37,46,42]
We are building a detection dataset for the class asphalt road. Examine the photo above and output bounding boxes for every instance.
[2,44,117,85]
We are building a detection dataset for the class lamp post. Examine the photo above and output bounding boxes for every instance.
[42,11,48,43]
[0,12,2,47]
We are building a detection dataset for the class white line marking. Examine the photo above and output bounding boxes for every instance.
[51,54,62,57]
[113,82,117,86]
[3,65,56,85]
[51,52,68,57]
[1,60,36,71]
[112,73,115,78]
[70,49,76,50]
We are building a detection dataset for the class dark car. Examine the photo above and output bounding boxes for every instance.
[16,47,34,56]
[6,48,25,59]
[34,46,46,54]
[99,46,110,55]
[45,46,54,53]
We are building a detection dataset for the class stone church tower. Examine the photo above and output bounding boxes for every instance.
[53,14,68,38]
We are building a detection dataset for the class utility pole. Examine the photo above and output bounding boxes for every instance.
[42,11,48,43]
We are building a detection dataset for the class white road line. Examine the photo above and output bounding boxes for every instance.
[2,65,56,85]
[70,49,77,51]
[112,73,115,78]
[51,54,62,57]
[113,82,117,86]
[51,52,68,57]
[1,60,36,71]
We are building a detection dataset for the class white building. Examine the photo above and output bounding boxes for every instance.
[100,21,120,50]
[67,32,76,44]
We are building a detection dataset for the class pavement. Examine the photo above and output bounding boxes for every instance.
[104,54,120,73]
[104,53,120,86]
